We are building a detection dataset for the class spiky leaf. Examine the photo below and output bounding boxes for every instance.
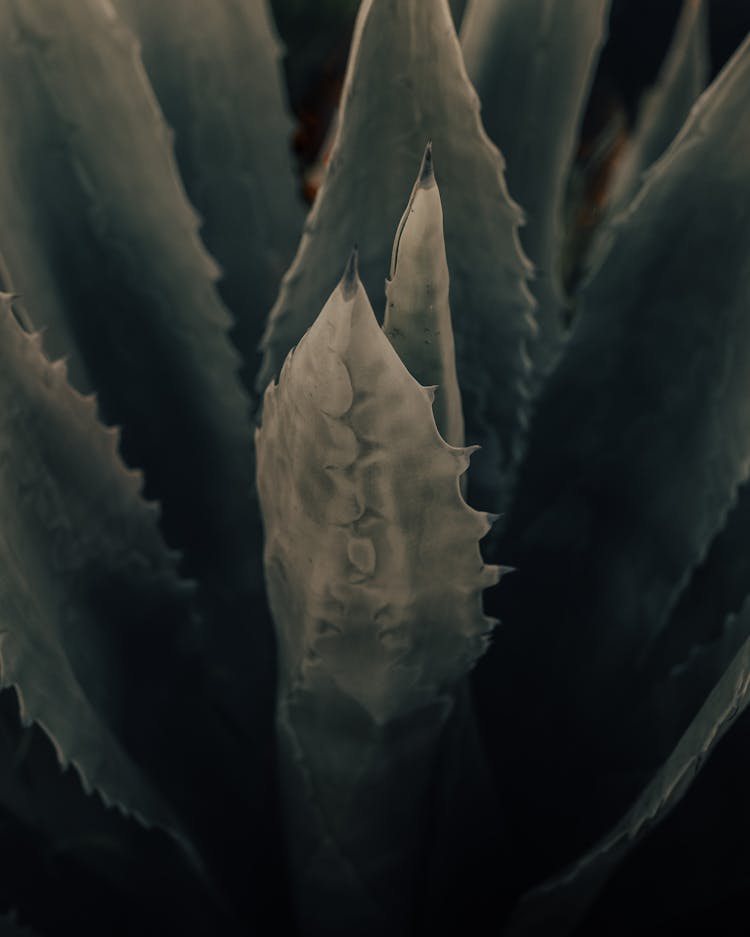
[0,690,229,937]
[604,0,709,225]
[479,29,750,881]
[506,600,750,937]
[114,0,304,391]
[0,0,259,599]
[257,254,500,933]
[259,252,498,718]
[384,143,465,450]
[259,0,535,511]
[461,0,610,369]
[0,295,187,835]
[0,296,286,926]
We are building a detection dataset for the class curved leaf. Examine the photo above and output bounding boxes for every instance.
[0,294,189,834]
[384,143,465,450]
[0,690,229,937]
[506,25,750,663]
[478,28,750,882]
[604,0,709,225]
[0,296,286,926]
[648,479,750,684]
[114,0,304,392]
[573,697,750,935]
[461,0,610,371]
[505,600,750,937]
[0,0,259,598]
[259,0,535,511]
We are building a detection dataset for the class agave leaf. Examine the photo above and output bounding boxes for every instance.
[257,253,500,933]
[0,296,286,924]
[384,143,465,450]
[114,0,304,392]
[504,600,750,937]
[0,0,260,599]
[504,26,750,661]
[647,480,750,684]
[460,0,610,371]
[258,253,499,721]
[479,29,750,880]
[0,294,192,834]
[571,696,750,935]
[603,0,709,228]
[259,0,535,511]
[0,690,231,937]
[645,611,750,771]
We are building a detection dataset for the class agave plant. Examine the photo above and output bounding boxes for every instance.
[1,0,749,934]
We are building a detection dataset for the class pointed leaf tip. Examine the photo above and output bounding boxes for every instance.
[419,140,436,188]
[258,241,499,722]
[258,0,535,511]
[341,247,360,300]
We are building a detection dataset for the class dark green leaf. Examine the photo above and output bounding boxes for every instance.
[115,0,305,393]
[505,600,750,936]
[478,28,750,882]
[461,0,610,371]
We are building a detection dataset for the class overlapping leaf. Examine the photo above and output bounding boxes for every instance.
[0,690,228,937]
[0,294,189,835]
[257,253,500,934]
[604,0,709,226]
[479,28,750,883]
[0,0,259,600]
[0,295,288,929]
[506,600,750,936]
[114,0,304,392]
[259,253,498,723]
[461,0,610,370]
[383,143,465,450]
[649,478,750,688]
[259,0,535,511]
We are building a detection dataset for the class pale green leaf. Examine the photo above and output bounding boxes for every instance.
[259,0,535,511]
[257,254,500,933]
[384,143,465,450]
